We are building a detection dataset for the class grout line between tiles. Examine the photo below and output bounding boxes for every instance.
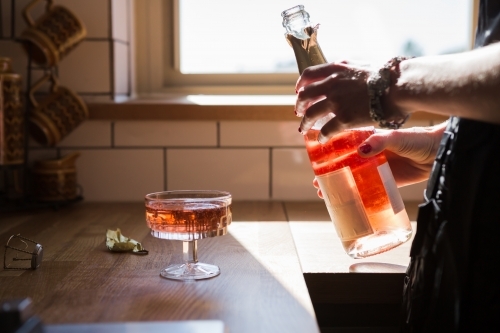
[84,38,129,45]
[281,201,290,222]
[48,147,171,151]
[222,146,303,149]
[10,0,15,38]
[111,122,115,147]
[216,122,220,147]
[269,148,273,199]
[107,0,113,39]
[164,148,167,191]
[49,146,304,150]
[126,0,132,97]
[109,40,115,98]
[78,92,113,96]
[108,0,115,98]
[113,39,129,45]
[0,1,3,38]
[145,0,151,92]
[84,38,112,41]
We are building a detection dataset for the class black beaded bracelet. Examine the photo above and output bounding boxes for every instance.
[367,56,410,129]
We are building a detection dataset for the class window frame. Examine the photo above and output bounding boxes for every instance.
[135,0,297,95]
[134,0,479,96]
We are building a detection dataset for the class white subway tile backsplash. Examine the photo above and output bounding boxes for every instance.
[167,148,269,200]
[272,148,318,200]
[20,118,434,203]
[220,121,304,147]
[46,120,431,202]
[58,121,112,147]
[63,148,164,201]
[114,121,217,147]
[57,0,110,38]
[58,41,111,93]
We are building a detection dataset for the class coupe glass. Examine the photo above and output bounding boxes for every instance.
[145,190,232,280]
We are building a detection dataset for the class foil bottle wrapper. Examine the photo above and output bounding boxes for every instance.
[106,228,148,255]
[285,25,327,74]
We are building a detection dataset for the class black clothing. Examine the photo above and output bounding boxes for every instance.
[475,0,500,47]
[401,1,500,332]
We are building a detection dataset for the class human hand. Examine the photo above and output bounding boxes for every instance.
[295,61,376,143]
[312,122,447,199]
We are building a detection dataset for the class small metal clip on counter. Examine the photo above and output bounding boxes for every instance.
[4,235,43,270]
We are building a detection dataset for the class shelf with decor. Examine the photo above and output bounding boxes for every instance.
[1,0,88,211]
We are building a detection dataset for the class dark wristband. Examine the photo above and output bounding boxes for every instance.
[367,56,411,129]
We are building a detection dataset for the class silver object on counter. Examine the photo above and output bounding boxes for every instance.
[4,234,43,270]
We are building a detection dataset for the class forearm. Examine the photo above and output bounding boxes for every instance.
[386,42,500,124]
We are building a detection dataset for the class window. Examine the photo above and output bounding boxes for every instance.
[135,0,476,95]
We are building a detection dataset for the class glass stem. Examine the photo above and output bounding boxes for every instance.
[183,240,198,264]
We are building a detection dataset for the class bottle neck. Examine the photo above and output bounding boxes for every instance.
[281,5,312,40]
[285,25,326,74]
[282,5,330,136]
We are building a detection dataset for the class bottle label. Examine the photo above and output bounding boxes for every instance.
[316,166,373,241]
[377,162,405,215]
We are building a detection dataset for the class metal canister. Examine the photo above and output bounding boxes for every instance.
[0,57,24,165]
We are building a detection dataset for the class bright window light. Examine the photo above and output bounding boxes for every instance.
[179,0,472,74]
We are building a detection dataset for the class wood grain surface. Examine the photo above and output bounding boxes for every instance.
[0,200,422,331]
[0,202,319,333]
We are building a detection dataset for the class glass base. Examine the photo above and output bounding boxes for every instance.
[160,262,221,281]
[150,227,227,241]
[344,228,412,259]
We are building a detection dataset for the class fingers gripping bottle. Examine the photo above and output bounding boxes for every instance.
[282,5,412,258]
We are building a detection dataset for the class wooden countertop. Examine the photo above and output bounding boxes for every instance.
[284,201,417,329]
[0,201,420,331]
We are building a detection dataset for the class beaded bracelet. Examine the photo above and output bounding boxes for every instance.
[367,56,411,129]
